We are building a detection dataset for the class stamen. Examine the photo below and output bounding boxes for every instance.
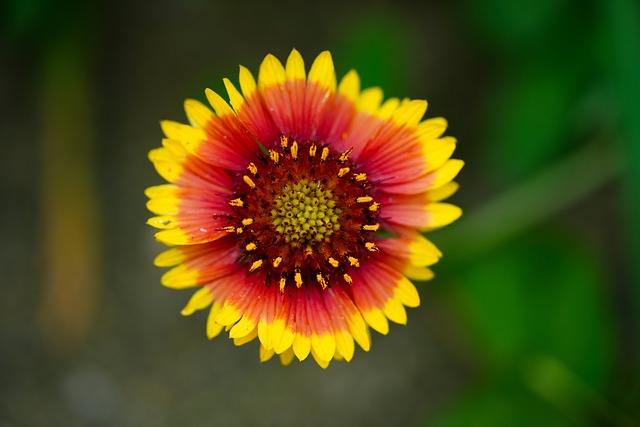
[279,134,289,148]
[247,162,258,175]
[294,271,303,288]
[343,273,353,284]
[291,140,299,160]
[339,147,353,162]
[245,242,257,251]
[242,218,254,226]
[356,196,373,203]
[309,144,317,157]
[365,242,379,252]
[222,226,236,233]
[338,167,350,177]
[347,256,360,267]
[273,256,282,268]
[279,276,286,293]
[321,147,329,162]
[249,259,263,272]
[362,224,379,232]
[354,173,367,181]
[328,257,339,268]
[243,175,256,189]
[316,273,328,289]
[269,149,280,165]
[229,198,244,207]
[236,227,244,234]
[369,202,381,212]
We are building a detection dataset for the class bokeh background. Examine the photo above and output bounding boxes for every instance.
[2,0,639,425]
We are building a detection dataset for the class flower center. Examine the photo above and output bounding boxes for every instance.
[222,135,382,292]
[271,179,342,244]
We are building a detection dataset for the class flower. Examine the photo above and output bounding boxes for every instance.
[146,49,463,368]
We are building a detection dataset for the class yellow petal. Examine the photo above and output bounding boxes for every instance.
[293,333,311,361]
[417,117,448,139]
[311,333,336,362]
[238,65,257,97]
[260,344,275,362]
[154,229,190,246]
[308,51,336,91]
[207,302,224,339]
[215,303,242,326]
[279,347,295,366]
[430,159,464,190]
[161,264,200,289]
[154,247,186,267]
[285,48,306,80]
[334,330,355,362]
[223,78,245,111]
[148,148,184,183]
[258,54,286,90]
[338,69,360,103]
[310,348,331,369]
[229,315,258,339]
[422,203,463,231]
[376,97,400,120]
[392,99,427,127]
[396,276,420,308]
[361,307,389,335]
[403,265,435,282]
[383,298,407,325]
[408,234,442,266]
[180,286,213,316]
[347,312,371,351]
[147,215,177,230]
[424,136,457,173]
[160,120,206,148]
[184,99,213,128]
[357,87,383,113]
[205,88,235,118]
[233,325,258,346]
[427,181,459,202]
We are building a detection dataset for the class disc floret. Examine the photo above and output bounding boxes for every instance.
[224,136,382,292]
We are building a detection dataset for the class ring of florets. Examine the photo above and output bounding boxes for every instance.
[220,135,382,292]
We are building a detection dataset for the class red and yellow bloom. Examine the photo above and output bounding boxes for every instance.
[146,49,462,367]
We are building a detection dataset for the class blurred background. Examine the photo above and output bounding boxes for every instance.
[1,0,639,425]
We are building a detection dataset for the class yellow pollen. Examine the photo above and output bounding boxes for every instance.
[291,140,299,160]
[247,162,258,175]
[295,271,303,288]
[362,224,379,232]
[229,198,244,207]
[279,276,286,293]
[321,147,329,161]
[273,256,283,267]
[243,175,256,189]
[343,273,353,284]
[222,226,236,233]
[269,149,280,165]
[339,147,353,162]
[309,144,317,157]
[356,196,373,203]
[365,242,379,252]
[236,227,244,234]
[249,259,263,272]
[369,202,381,212]
[354,173,367,181]
[328,257,339,268]
[316,273,328,289]
[280,134,289,148]
[338,167,350,177]
[347,256,360,267]
[245,242,257,251]
[242,218,254,226]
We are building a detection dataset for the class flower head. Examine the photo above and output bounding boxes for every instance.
[146,49,463,367]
